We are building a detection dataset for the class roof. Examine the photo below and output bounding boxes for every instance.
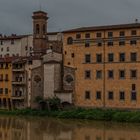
[47,32,59,35]
[63,23,140,33]
[12,55,42,63]
[0,35,30,40]
[33,10,47,15]
[44,60,61,64]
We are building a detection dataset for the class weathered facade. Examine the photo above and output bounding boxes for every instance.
[63,23,140,109]
[0,35,33,58]
[0,58,13,109]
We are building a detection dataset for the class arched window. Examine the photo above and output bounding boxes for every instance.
[43,24,46,34]
[36,24,40,34]
[67,37,73,45]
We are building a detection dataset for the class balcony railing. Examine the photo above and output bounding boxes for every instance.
[12,68,25,72]
[12,81,26,85]
[11,96,24,100]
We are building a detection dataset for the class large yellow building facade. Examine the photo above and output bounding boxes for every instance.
[0,58,12,109]
[63,23,140,109]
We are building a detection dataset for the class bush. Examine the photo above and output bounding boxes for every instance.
[47,97,61,111]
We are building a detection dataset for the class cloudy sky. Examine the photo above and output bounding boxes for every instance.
[0,0,140,35]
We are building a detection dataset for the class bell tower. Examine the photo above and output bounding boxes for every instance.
[32,11,48,53]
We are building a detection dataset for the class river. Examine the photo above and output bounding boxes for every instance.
[0,116,140,140]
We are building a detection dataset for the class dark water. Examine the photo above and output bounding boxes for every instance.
[0,116,140,140]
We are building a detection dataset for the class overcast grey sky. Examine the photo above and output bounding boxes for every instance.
[0,0,140,35]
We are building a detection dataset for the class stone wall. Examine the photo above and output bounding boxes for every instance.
[31,66,43,108]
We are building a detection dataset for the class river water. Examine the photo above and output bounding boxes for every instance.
[0,116,140,140]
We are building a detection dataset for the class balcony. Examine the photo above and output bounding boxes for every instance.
[12,91,25,100]
[11,96,24,100]
[12,81,26,85]
[12,68,25,72]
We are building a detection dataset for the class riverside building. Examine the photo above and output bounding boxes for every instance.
[0,10,75,109]
[63,23,140,109]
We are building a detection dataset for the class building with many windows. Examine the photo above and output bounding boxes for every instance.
[63,23,140,109]
[0,58,13,109]
[3,9,140,110]
[0,10,74,110]
[0,35,33,58]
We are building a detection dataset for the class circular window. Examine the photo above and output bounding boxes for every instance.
[65,75,74,84]
[34,75,41,83]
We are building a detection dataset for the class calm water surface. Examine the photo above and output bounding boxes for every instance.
[0,116,140,140]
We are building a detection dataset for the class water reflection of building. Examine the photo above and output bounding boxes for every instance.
[0,117,27,140]
[0,117,140,140]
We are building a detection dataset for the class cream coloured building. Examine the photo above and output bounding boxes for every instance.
[0,35,33,58]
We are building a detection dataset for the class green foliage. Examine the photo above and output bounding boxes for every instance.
[47,97,61,111]
[0,108,140,123]
[34,96,44,103]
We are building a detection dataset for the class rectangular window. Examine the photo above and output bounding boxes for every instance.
[85,33,90,38]
[132,84,136,91]
[108,41,113,46]
[119,53,125,62]
[96,32,102,38]
[131,52,137,61]
[120,91,125,100]
[0,41,3,45]
[5,63,8,69]
[85,54,91,63]
[119,40,125,46]
[71,53,75,58]
[120,31,125,37]
[0,88,3,94]
[97,42,102,47]
[108,70,114,79]
[119,70,125,79]
[130,39,137,45]
[0,74,3,81]
[85,91,91,100]
[85,42,90,47]
[131,70,137,78]
[5,74,8,81]
[85,70,91,79]
[96,70,102,79]
[25,46,28,51]
[11,39,14,45]
[131,92,136,100]
[131,30,137,36]
[96,40,102,47]
[76,33,81,39]
[108,91,114,100]
[96,54,102,63]
[5,88,8,94]
[108,53,114,62]
[96,91,101,100]
[7,47,9,52]
[108,32,113,38]
[0,64,3,69]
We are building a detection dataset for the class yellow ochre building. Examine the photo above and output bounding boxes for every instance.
[0,58,12,109]
[63,23,140,109]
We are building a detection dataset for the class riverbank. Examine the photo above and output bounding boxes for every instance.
[1,108,140,123]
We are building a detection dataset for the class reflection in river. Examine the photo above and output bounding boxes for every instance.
[0,116,140,140]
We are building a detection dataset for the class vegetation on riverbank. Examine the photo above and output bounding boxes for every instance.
[1,108,140,123]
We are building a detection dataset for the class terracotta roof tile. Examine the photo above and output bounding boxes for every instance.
[63,23,140,33]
